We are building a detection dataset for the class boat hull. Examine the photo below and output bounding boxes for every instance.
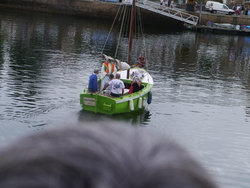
[80,84,152,115]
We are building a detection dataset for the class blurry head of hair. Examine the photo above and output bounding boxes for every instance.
[94,68,100,74]
[115,74,121,79]
[109,74,114,79]
[0,123,218,188]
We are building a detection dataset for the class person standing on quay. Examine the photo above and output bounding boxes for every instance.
[245,6,249,16]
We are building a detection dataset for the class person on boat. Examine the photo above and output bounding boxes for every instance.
[88,68,99,93]
[132,56,146,68]
[105,73,114,96]
[101,73,125,97]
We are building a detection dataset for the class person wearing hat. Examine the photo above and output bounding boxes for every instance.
[88,68,99,93]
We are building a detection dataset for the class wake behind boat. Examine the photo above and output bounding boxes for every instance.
[79,0,153,115]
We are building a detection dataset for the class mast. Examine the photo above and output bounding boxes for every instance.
[127,0,135,79]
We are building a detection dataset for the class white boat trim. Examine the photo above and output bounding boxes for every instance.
[115,89,150,103]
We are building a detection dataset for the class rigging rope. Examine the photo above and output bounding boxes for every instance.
[137,5,147,69]
[115,5,128,59]
[101,3,147,69]
[115,4,131,61]
[101,5,122,55]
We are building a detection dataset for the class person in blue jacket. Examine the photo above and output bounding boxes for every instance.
[88,68,99,93]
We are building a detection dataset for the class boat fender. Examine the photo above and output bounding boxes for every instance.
[129,99,134,111]
[143,97,147,107]
[147,91,152,104]
[138,97,142,109]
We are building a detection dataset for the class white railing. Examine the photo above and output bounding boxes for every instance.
[135,1,199,26]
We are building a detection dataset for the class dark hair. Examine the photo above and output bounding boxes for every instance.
[0,123,218,188]
[109,74,114,79]
[115,74,120,79]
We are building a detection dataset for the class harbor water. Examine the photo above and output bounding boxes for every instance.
[1,8,250,188]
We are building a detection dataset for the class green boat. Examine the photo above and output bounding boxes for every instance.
[80,0,153,114]
[80,66,153,114]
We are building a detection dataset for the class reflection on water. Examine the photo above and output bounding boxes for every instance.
[77,109,151,126]
[1,7,250,188]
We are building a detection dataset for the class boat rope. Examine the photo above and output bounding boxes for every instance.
[101,3,147,68]
[116,5,132,60]
[134,6,147,68]
[101,5,122,55]
[115,5,128,58]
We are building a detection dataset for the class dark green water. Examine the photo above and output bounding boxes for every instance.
[1,8,250,188]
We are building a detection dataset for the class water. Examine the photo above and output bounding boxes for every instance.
[1,7,250,188]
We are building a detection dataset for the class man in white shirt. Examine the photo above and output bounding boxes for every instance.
[102,73,125,97]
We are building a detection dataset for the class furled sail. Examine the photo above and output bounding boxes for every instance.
[100,54,130,71]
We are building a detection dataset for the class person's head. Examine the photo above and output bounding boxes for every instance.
[115,73,121,79]
[94,68,100,74]
[0,123,218,188]
[109,74,114,80]
[139,56,144,60]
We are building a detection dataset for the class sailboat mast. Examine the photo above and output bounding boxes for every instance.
[127,0,135,79]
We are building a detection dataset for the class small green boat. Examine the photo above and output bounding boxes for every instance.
[80,67,153,115]
[80,0,153,114]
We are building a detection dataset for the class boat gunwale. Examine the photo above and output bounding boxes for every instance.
[80,83,152,104]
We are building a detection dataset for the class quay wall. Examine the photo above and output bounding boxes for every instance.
[1,0,250,27]
[195,13,250,26]
[0,0,119,20]
[0,0,185,28]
